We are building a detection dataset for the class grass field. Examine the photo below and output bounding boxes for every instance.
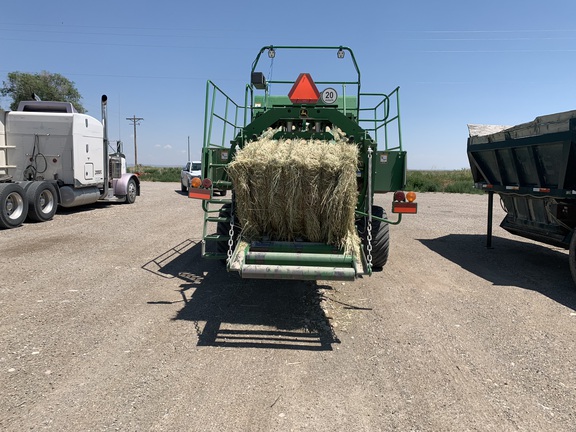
[131,166,481,194]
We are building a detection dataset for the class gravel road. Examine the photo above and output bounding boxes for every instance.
[1,182,575,431]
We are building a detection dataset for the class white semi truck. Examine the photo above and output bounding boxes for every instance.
[0,95,140,229]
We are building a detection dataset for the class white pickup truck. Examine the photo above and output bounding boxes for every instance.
[180,161,201,192]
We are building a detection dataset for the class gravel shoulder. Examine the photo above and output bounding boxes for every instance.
[1,182,575,431]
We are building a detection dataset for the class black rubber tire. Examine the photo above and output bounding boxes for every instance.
[216,203,240,257]
[26,181,58,222]
[181,180,187,193]
[569,232,576,288]
[125,178,137,204]
[0,183,29,229]
[359,205,390,270]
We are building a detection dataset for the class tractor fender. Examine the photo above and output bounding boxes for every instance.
[114,173,140,197]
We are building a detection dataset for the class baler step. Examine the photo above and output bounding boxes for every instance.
[208,198,232,205]
[206,216,230,223]
[204,234,228,242]
[203,251,227,259]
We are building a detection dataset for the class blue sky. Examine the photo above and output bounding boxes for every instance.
[2,0,576,169]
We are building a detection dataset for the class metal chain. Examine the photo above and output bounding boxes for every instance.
[227,203,235,264]
[366,147,373,268]
[367,218,373,267]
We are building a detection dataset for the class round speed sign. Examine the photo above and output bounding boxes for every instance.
[321,87,338,104]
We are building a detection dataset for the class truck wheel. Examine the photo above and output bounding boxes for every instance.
[0,183,29,229]
[181,181,187,193]
[27,181,57,222]
[359,205,390,270]
[569,232,576,287]
[216,203,240,258]
[125,178,137,204]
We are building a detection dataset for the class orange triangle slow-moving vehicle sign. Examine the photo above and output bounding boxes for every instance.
[288,73,320,104]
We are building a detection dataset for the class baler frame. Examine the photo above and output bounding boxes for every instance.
[194,45,414,280]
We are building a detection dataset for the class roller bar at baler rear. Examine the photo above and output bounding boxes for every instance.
[228,241,365,281]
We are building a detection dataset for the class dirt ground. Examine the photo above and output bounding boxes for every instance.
[1,182,575,431]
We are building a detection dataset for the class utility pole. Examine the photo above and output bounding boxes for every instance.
[126,115,144,169]
[187,136,190,162]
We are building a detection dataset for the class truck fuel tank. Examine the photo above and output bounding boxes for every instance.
[59,185,100,208]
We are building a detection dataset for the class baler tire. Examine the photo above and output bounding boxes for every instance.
[26,181,57,222]
[0,183,29,229]
[361,205,390,270]
[569,232,576,287]
[125,178,137,204]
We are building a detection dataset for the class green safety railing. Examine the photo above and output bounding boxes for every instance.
[202,80,246,151]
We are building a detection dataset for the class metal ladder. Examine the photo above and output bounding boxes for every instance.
[201,195,233,259]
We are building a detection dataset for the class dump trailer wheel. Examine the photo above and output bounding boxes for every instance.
[569,232,576,287]
[216,203,240,258]
[125,178,138,204]
[359,205,390,270]
[0,183,29,229]
[26,181,57,222]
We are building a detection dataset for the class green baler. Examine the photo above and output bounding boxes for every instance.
[189,46,417,281]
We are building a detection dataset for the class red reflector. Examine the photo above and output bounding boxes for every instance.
[393,191,406,202]
[188,188,211,200]
[288,73,320,104]
[392,202,418,214]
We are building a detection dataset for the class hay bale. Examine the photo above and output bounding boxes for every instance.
[227,128,360,255]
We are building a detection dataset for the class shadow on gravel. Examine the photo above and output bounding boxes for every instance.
[143,240,339,351]
[420,234,576,310]
[55,201,112,215]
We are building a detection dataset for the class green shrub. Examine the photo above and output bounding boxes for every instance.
[406,169,483,194]
[129,166,181,182]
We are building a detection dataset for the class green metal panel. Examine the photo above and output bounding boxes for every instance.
[203,147,231,187]
[245,251,354,267]
[253,95,358,114]
[373,150,407,192]
[249,241,343,253]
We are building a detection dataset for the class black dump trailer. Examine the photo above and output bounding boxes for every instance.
[467,110,576,284]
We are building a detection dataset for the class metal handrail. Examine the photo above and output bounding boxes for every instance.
[357,87,402,151]
[250,45,361,118]
[203,80,246,150]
